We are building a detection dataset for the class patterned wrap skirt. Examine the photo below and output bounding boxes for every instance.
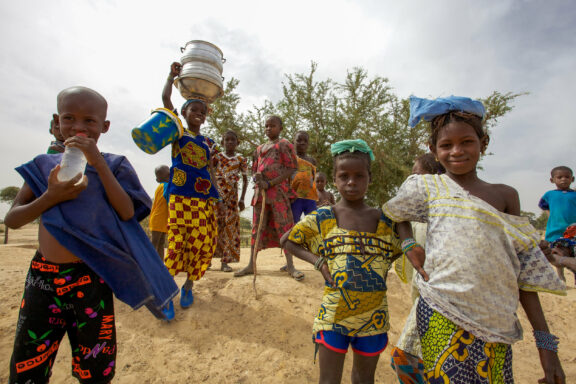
[417,298,513,384]
[164,195,217,281]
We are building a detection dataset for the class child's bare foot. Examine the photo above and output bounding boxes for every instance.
[234,266,254,277]
[221,262,232,272]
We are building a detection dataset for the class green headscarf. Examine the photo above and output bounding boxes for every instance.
[330,139,375,161]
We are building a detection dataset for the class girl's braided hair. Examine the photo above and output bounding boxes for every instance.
[429,111,489,153]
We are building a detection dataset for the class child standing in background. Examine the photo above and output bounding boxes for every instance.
[282,139,401,384]
[161,62,224,319]
[315,171,335,207]
[234,115,299,279]
[47,118,65,154]
[149,165,170,259]
[213,130,248,272]
[383,96,565,384]
[280,130,318,280]
[538,166,576,282]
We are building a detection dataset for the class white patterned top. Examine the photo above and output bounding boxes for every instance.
[383,174,566,344]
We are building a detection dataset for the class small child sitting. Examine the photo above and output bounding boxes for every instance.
[47,118,65,154]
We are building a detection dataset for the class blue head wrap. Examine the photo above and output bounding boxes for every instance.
[330,139,375,161]
[409,96,485,128]
[181,99,207,115]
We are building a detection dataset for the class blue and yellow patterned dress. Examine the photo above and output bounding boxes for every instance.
[288,207,401,337]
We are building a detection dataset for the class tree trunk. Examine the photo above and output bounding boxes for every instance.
[3,227,7,244]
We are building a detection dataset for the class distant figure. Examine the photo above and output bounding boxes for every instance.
[149,165,170,259]
[213,130,248,272]
[383,95,565,384]
[279,130,318,280]
[5,86,177,383]
[282,139,401,384]
[538,165,576,282]
[315,171,335,207]
[234,115,299,279]
[161,62,224,320]
[47,118,65,154]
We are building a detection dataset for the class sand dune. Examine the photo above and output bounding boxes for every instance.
[1,224,574,383]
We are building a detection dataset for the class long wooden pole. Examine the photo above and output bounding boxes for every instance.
[252,190,266,299]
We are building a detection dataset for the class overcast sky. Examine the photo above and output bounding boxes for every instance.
[1,0,575,217]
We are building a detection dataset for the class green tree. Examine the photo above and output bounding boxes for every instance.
[0,186,20,244]
[203,63,523,205]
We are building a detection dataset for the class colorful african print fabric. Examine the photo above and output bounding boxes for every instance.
[251,139,298,250]
[288,207,401,337]
[383,174,566,344]
[10,252,116,383]
[214,152,248,263]
[417,298,513,384]
[390,347,425,384]
[292,156,318,200]
[165,195,217,281]
[168,131,219,201]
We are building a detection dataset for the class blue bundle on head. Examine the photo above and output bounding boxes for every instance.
[330,139,375,160]
[409,95,485,128]
[181,98,207,115]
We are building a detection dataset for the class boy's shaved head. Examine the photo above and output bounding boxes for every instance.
[57,86,108,117]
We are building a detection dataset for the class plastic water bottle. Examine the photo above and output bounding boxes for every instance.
[58,133,87,182]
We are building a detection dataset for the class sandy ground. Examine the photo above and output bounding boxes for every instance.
[0,224,574,383]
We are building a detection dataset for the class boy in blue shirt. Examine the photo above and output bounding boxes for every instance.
[539,165,576,282]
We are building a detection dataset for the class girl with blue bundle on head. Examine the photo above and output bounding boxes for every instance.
[281,139,404,384]
[382,96,566,384]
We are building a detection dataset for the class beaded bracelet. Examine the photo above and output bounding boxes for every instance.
[401,238,421,254]
[533,330,559,353]
[314,257,326,271]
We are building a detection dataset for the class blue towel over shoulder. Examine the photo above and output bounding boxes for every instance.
[16,153,178,319]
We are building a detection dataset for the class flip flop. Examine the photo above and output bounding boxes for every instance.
[290,270,305,281]
[221,263,233,272]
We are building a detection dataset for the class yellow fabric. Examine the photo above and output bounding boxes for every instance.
[288,207,401,337]
[149,184,168,233]
[291,157,318,200]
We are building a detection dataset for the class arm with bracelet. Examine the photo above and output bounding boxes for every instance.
[397,221,429,281]
[519,290,565,384]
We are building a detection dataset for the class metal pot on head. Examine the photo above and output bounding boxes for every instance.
[175,40,225,103]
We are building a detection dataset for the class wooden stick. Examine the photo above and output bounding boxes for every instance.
[252,190,266,299]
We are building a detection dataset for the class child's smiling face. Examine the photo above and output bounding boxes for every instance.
[183,101,207,130]
[56,90,109,142]
[431,121,483,177]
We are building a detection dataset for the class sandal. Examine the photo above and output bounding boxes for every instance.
[180,287,194,309]
[279,265,288,272]
[290,270,305,281]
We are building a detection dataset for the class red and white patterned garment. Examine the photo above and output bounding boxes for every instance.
[214,152,248,262]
